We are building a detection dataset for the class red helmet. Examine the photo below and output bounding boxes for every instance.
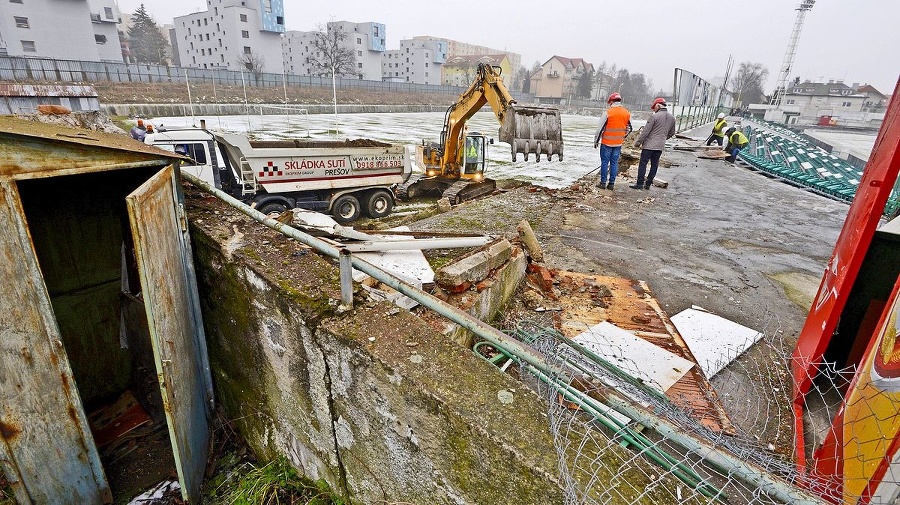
[607,92,622,104]
[651,97,667,109]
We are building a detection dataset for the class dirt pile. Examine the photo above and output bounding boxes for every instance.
[16,109,126,134]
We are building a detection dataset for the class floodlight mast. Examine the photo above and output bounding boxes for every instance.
[771,0,816,108]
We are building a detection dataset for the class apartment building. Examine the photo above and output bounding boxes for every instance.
[411,35,520,88]
[283,21,385,80]
[0,0,122,61]
[382,38,446,84]
[173,0,284,72]
[441,54,510,87]
[282,30,318,76]
[327,21,384,81]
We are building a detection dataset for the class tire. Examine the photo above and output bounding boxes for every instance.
[257,201,289,215]
[365,190,394,218]
[331,194,361,223]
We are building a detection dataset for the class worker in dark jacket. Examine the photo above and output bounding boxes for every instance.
[130,119,146,141]
[706,113,728,146]
[631,98,676,190]
[724,126,749,163]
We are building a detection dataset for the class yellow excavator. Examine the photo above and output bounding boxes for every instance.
[396,63,564,204]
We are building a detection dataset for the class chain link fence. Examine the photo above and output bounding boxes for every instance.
[470,310,891,504]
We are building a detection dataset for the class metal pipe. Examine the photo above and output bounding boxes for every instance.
[180,172,823,505]
[339,248,353,308]
[339,236,492,252]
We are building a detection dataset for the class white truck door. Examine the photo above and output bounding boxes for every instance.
[126,166,212,503]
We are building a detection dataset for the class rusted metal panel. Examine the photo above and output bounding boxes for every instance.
[0,116,186,181]
[126,167,209,503]
[0,181,110,504]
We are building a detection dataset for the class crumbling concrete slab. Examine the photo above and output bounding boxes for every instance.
[434,238,513,288]
[525,270,734,434]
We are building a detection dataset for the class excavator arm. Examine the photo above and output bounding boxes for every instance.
[399,63,563,203]
[437,63,563,171]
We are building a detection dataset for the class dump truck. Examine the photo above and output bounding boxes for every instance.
[145,127,411,223]
[396,63,564,204]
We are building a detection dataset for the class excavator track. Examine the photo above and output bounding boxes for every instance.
[442,179,497,205]
[395,173,424,200]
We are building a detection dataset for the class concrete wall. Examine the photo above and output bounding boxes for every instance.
[185,194,669,504]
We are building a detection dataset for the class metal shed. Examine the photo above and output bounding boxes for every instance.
[0,117,211,503]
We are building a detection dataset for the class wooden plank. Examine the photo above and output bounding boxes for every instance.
[0,181,109,504]
[127,167,209,503]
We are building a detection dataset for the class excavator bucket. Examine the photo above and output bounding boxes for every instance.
[499,104,564,162]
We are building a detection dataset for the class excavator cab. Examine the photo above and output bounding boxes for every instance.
[462,133,488,178]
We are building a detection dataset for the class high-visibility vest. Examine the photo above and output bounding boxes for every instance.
[712,118,727,136]
[601,106,631,147]
[730,130,749,146]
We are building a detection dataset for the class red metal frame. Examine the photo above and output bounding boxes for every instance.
[792,77,900,476]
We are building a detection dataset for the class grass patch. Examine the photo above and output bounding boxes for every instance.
[208,456,343,505]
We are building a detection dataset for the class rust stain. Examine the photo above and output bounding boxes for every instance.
[60,371,71,396]
[0,420,22,440]
[20,346,33,366]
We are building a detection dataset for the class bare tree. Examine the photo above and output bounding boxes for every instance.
[309,24,358,78]
[237,50,265,83]
[732,62,769,106]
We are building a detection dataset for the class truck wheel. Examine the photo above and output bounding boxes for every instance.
[365,190,394,218]
[332,195,361,223]
[258,202,288,215]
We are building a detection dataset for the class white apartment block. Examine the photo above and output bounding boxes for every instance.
[382,38,445,85]
[283,21,385,80]
[0,0,122,61]
[173,0,284,73]
[327,21,385,81]
[411,35,520,88]
[87,0,122,61]
[281,30,319,76]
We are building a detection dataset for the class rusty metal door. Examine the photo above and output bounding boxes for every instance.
[126,166,211,503]
[0,181,111,504]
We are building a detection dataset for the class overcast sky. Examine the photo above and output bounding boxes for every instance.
[118,0,899,97]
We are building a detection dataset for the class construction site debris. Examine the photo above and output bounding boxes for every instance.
[437,197,452,213]
[517,219,544,262]
[37,104,72,115]
[573,321,695,393]
[670,307,764,379]
[434,238,513,289]
[697,148,729,160]
[513,269,733,432]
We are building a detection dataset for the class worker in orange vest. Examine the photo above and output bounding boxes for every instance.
[593,92,633,191]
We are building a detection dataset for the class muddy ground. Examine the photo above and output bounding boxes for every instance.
[400,146,849,447]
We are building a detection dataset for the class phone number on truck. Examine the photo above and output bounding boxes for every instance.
[355,159,403,169]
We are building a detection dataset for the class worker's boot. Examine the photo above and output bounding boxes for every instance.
[606,183,615,191]
[629,181,644,190]
[644,181,652,190]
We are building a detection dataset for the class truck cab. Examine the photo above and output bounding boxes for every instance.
[144,128,234,192]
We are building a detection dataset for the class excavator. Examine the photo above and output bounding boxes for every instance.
[396,63,564,204]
